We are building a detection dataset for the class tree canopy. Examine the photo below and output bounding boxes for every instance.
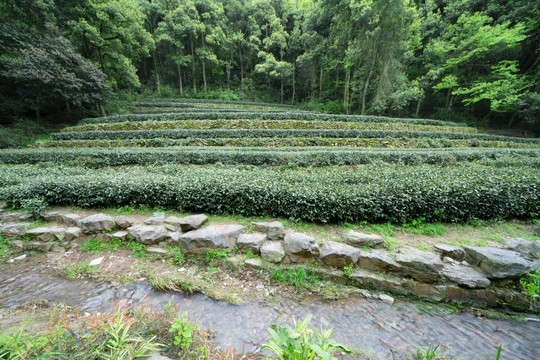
[0,0,538,131]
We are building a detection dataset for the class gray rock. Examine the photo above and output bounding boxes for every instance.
[60,214,80,226]
[89,257,104,266]
[128,225,169,245]
[25,227,66,242]
[7,254,26,263]
[245,258,264,269]
[260,241,285,263]
[144,216,165,225]
[143,352,173,360]
[378,294,395,304]
[111,230,129,241]
[434,244,465,261]
[40,211,59,222]
[115,216,134,229]
[79,214,115,234]
[147,247,168,255]
[442,263,490,288]
[178,214,208,232]
[396,246,444,283]
[50,244,65,253]
[2,222,32,237]
[283,232,320,263]
[65,227,81,241]
[167,232,182,246]
[163,216,182,231]
[357,249,401,272]
[1,213,33,222]
[25,242,53,252]
[463,246,539,279]
[11,240,23,251]
[343,230,385,248]
[320,241,361,268]
[252,221,285,240]
[502,237,540,259]
[350,269,408,295]
[237,233,266,253]
[179,224,244,253]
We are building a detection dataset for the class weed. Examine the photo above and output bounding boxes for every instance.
[262,314,350,360]
[272,267,318,289]
[169,246,185,265]
[169,311,197,351]
[127,242,147,258]
[0,235,10,257]
[519,265,539,304]
[205,249,228,262]
[81,237,123,253]
[343,264,354,278]
[65,262,99,279]
[244,251,260,260]
[402,217,446,236]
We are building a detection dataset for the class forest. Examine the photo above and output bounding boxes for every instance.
[0,0,539,132]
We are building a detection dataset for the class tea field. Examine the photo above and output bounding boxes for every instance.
[1,99,539,224]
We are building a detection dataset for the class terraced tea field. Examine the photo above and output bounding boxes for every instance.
[1,99,539,224]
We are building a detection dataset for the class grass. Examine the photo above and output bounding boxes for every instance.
[0,235,10,258]
[0,300,254,360]
[80,237,124,253]
[272,267,318,290]
[65,261,100,279]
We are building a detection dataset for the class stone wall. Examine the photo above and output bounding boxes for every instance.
[1,209,538,312]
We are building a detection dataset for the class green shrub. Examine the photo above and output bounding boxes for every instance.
[19,198,46,217]
[79,111,459,127]
[2,147,538,168]
[65,119,475,134]
[262,314,350,360]
[1,163,538,224]
[51,128,539,144]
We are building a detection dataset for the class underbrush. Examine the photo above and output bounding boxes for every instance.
[0,119,64,149]
[0,301,253,360]
[272,267,319,290]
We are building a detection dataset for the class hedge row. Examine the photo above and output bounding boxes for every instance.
[1,164,538,223]
[37,138,531,149]
[51,129,540,143]
[1,148,538,167]
[135,98,297,108]
[79,112,460,127]
[64,120,476,134]
[132,107,306,114]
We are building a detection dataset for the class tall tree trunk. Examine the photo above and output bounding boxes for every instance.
[239,47,244,83]
[361,70,372,116]
[415,100,421,117]
[177,63,183,96]
[190,35,196,92]
[311,59,317,100]
[153,51,161,95]
[343,66,351,115]
[202,59,207,91]
[99,104,106,117]
[201,35,207,91]
[319,64,324,96]
[65,99,72,120]
[362,49,377,116]
[507,111,517,128]
[448,95,454,112]
[291,60,296,105]
[445,88,452,111]
[280,78,284,104]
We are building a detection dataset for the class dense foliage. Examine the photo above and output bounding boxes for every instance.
[1,0,538,132]
[1,147,538,168]
[1,163,538,223]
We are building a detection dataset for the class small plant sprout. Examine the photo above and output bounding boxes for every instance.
[262,314,351,360]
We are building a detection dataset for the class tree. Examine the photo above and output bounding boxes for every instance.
[65,0,154,88]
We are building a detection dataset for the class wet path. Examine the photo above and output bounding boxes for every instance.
[0,263,538,360]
